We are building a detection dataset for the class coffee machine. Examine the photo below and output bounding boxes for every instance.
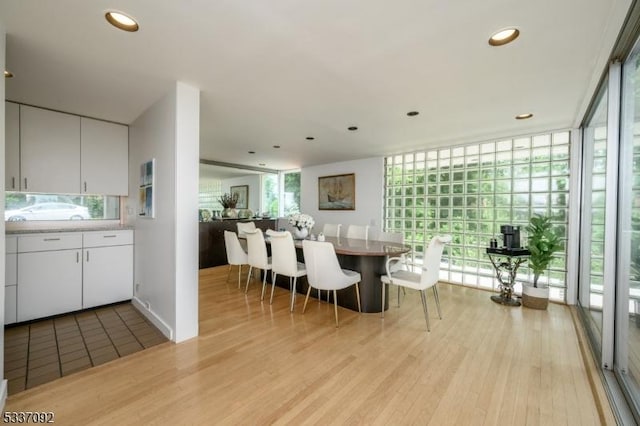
[499,225,521,249]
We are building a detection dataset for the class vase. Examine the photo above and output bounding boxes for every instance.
[293,227,309,240]
[221,208,237,219]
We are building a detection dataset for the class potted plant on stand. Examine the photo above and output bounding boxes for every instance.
[523,214,562,310]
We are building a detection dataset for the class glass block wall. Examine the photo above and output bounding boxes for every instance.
[384,130,571,301]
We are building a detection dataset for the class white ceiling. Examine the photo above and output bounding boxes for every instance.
[1,0,632,171]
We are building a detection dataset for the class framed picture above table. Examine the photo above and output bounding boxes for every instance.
[230,185,249,209]
[318,173,355,210]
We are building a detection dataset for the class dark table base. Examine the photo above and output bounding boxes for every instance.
[269,252,389,313]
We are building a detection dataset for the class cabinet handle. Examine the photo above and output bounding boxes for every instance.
[24,177,27,190]
[43,238,60,241]
[84,181,87,192]
[103,235,117,238]
[11,177,15,189]
[86,251,90,262]
[76,252,79,263]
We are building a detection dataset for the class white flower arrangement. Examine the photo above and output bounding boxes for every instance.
[288,213,315,230]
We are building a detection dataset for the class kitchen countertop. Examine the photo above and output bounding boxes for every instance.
[6,224,134,235]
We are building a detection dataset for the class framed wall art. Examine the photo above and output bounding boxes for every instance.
[230,185,249,209]
[138,158,155,218]
[318,173,355,210]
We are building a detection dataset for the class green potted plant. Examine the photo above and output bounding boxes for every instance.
[523,214,562,309]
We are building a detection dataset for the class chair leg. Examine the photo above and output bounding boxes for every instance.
[303,286,312,313]
[261,270,268,301]
[226,264,232,282]
[290,277,297,312]
[381,281,386,318]
[333,290,339,328]
[245,266,253,293]
[433,285,442,319]
[355,283,361,313]
[270,272,278,304]
[237,265,242,289]
[420,290,431,332]
[318,289,322,301]
[398,285,402,307]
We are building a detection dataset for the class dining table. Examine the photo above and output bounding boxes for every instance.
[275,235,411,313]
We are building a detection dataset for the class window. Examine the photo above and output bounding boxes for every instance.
[283,171,301,215]
[384,130,570,300]
[5,193,120,221]
[262,174,279,217]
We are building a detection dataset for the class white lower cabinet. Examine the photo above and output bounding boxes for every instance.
[17,248,82,322]
[9,230,133,322]
[6,236,17,324]
[83,243,133,309]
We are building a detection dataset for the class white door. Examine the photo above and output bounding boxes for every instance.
[20,105,80,193]
[83,245,133,309]
[17,250,82,322]
[5,101,20,191]
[81,117,129,195]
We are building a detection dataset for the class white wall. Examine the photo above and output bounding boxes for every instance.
[174,83,199,342]
[300,157,384,238]
[127,82,199,343]
[0,27,7,407]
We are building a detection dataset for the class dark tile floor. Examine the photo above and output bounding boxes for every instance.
[4,302,168,395]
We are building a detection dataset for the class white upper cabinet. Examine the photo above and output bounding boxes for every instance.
[81,117,129,195]
[5,101,20,191]
[20,105,81,194]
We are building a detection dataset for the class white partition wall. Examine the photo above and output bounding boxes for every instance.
[127,81,199,343]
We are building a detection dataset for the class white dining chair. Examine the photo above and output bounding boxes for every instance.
[378,231,407,301]
[346,224,369,240]
[244,229,272,300]
[237,220,255,239]
[380,235,451,331]
[302,240,361,327]
[266,230,307,311]
[322,223,342,238]
[223,230,249,288]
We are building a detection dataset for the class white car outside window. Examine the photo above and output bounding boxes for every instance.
[5,203,91,221]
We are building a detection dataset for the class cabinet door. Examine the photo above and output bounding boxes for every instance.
[83,245,133,309]
[5,285,17,325]
[5,102,20,191]
[17,250,82,322]
[6,253,17,287]
[81,117,128,195]
[20,105,80,194]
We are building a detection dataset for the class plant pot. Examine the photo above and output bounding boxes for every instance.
[293,227,309,240]
[221,208,237,218]
[522,284,549,310]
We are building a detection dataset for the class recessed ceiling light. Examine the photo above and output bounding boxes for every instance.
[407,111,419,117]
[4,70,13,78]
[273,145,280,149]
[248,151,255,154]
[489,28,519,46]
[348,126,358,131]
[105,11,139,32]
[306,137,315,141]
[515,113,533,120]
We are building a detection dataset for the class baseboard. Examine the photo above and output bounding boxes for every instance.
[131,297,173,341]
[0,379,7,411]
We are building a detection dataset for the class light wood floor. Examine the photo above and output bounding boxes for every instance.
[4,266,610,425]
